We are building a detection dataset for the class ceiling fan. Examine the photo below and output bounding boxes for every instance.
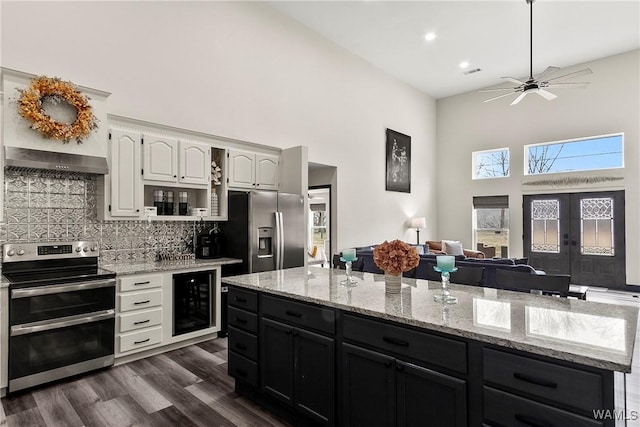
[481,0,592,105]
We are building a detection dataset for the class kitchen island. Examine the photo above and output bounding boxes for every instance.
[223,267,638,427]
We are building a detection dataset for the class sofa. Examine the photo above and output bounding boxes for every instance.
[425,240,486,259]
[353,246,543,290]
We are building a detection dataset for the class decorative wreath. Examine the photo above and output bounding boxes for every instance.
[17,76,98,144]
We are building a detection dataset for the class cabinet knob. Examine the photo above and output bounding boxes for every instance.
[182,176,185,179]
[136,209,140,212]
[174,175,177,178]
[396,365,404,372]
[384,361,392,368]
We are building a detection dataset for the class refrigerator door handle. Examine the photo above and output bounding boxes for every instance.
[275,212,282,269]
[276,211,285,270]
[279,212,285,269]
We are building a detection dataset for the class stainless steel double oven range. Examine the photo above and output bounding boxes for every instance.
[2,241,116,393]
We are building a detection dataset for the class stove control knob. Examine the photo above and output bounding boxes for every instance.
[76,247,83,252]
[17,249,25,256]
[83,247,89,252]
[7,249,15,257]
[90,246,98,252]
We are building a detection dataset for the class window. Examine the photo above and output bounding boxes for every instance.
[525,133,623,175]
[473,196,509,258]
[473,148,509,179]
[580,197,615,256]
[530,199,560,253]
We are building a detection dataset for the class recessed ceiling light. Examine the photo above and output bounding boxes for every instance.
[424,32,436,42]
[459,61,470,69]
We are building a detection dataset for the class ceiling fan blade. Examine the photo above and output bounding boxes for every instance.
[510,92,528,105]
[483,91,518,103]
[545,68,593,82]
[537,89,557,101]
[501,77,526,85]
[479,87,519,93]
[545,82,590,89]
[536,66,561,82]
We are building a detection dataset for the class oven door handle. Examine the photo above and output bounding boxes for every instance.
[10,309,115,336]
[11,278,116,299]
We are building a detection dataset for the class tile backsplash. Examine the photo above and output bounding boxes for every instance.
[1,169,213,264]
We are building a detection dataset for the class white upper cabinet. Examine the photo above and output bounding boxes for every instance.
[143,135,210,187]
[228,149,255,189]
[228,149,279,190]
[143,134,178,182]
[255,154,279,190]
[110,129,141,217]
[178,140,210,185]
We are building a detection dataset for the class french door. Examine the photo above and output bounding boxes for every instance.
[523,191,625,287]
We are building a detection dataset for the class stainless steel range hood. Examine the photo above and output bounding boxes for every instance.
[4,147,109,174]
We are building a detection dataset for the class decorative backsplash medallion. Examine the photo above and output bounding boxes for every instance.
[1,169,212,263]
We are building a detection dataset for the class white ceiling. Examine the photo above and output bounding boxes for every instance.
[268,1,640,99]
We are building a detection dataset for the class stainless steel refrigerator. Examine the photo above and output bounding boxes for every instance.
[221,190,305,274]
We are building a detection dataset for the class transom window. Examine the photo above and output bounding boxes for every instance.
[473,148,509,179]
[525,133,623,175]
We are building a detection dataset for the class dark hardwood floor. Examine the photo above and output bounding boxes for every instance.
[0,338,292,427]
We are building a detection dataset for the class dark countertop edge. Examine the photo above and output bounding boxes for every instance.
[222,279,633,373]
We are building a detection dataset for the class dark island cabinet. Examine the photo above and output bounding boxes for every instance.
[227,285,617,427]
[342,342,467,427]
[228,287,259,387]
[260,299,336,425]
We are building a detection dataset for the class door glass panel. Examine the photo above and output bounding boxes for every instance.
[531,200,560,253]
[580,198,614,256]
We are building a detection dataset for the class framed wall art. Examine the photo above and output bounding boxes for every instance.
[385,128,411,193]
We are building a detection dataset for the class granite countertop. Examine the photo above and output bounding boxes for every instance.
[0,258,243,288]
[222,267,639,373]
[101,257,243,275]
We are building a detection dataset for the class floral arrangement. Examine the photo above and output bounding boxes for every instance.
[211,160,222,185]
[17,76,99,144]
[373,239,420,276]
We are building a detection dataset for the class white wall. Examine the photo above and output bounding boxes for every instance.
[436,50,640,284]
[1,1,437,251]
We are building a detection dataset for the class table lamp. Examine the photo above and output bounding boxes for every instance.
[409,217,426,245]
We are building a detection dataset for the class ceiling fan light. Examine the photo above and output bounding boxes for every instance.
[459,61,470,69]
[424,32,436,42]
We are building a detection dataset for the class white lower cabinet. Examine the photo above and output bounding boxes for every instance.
[119,308,163,333]
[119,327,163,353]
[114,267,222,361]
[119,289,162,313]
[116,273,164,357]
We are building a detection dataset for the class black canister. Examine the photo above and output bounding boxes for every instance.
[178,191,188,216]
[164,191,174,216]
[153,190,165,215]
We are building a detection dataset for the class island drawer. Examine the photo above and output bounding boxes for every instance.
[261,295,335,335]
[484,386,603,427]
[229,287,258,312]
[228,352,258,387]
[229,326,258,361]
[120,274,162,292]
[483,348,603,412]
[119,289,163,313]
[228,306,258,334]
[343,314,466,374]
[119,307,163,333]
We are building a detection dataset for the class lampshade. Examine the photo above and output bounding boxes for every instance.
[409,217,426,229]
